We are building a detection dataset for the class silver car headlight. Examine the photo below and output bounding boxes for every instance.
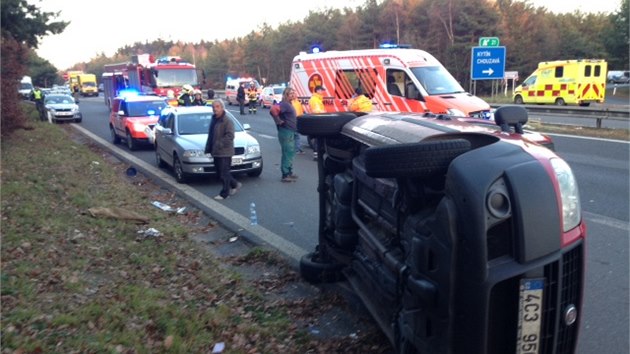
[183,149,206,158]
[550,157,581,231]
[72,106,79,113]
[247,144,260,155]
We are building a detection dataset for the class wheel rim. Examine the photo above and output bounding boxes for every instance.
[174,158,184,181]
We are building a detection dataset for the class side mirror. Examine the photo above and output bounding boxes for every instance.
[162,128,173,135]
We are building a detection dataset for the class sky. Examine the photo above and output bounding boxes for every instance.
[33,0,622,70]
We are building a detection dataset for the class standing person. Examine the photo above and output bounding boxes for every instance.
[348,87,373,113]
[72,84,80,103]
[308,85,326,160]
[236,83,246,115]
[273,87,299,182]
[291,93,305,154]
[207,87,215,105]
[31,86,46,121]
[247,81,258,114]
[177,84,194,106]
[191,89,206,106]
[204,99,242,200]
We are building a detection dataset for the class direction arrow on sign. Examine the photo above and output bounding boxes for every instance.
[470,46,506,80]
[479,37,500,47]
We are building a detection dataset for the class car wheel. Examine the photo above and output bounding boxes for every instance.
[173,155,187,183]
[74,118,82,123]
[555,97,566,106]
[126,130,137,151]
[364,139,471,179]
[579,102,590,107]
[299,251,345,284]
[110,125,121,144]
[155,146,166,168]
[514,95,524,105]
[297,113,358,136]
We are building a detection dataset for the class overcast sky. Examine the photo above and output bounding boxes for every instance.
[33,0,622,70]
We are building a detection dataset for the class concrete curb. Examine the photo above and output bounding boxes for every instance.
[69,124,307,268]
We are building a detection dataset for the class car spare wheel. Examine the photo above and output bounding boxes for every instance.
[299,251,345,284]
[364,139,471,179]
[297,113,358,136]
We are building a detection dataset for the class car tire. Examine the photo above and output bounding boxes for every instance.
[126,130,138,151]
[514,95,524,105]
[555,97,566,106]
[299,251,345,284]
[297,113,358,136]
[74,118,82,123]
[173,155,187,183]
[364,139,471,179]
[155,147,166,168]
[110,125,121,144]
[579,102,590,107]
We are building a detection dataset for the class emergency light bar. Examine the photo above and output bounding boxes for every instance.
[379,43,412,49]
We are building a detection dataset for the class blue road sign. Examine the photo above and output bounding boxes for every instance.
[471,46,506,80]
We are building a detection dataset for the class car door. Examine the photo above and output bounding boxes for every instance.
[157,112,177,166]
[114,100,129,136]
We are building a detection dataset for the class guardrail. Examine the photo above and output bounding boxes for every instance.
[491,104,629,128]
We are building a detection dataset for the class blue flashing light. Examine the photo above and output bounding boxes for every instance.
[379,43,412,49]
[309,44,323,54]
[147,109,156,115]
[118,89,139,98]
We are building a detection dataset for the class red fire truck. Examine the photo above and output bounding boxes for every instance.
[103,54,199,109]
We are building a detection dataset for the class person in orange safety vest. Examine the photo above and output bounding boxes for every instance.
[349,87,373,113]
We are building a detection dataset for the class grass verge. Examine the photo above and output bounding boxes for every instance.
[1,104,388,353]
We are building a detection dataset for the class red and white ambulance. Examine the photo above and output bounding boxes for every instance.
[290,45,491,118]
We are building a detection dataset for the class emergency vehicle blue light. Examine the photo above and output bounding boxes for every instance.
[379,43,412,49]
[309,44,323,54]
[118,89,139,98]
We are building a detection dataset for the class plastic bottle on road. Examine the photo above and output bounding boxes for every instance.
[249,202,258,225]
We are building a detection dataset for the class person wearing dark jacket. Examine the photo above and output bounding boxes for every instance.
[178,84,194,106]
[236,83,246,115]
[273,87,299,182]
[204,99,242,200]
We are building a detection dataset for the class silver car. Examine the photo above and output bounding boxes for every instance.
[44,94,82,123]
[154,106,263,183]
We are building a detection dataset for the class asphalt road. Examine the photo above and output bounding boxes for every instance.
[75,96,629,354]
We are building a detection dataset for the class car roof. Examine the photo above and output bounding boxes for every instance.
[164,106,215,115]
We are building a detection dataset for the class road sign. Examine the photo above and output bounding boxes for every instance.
[479,37,500,47]
[471,46,506,80]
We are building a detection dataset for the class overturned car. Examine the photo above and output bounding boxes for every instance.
[297,106,585,354]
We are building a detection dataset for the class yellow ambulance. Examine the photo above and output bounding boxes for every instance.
[513,59,607,106]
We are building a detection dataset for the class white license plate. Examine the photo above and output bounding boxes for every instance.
[231,157,243,166]
[58,112,73,116]
[516,278,544,354]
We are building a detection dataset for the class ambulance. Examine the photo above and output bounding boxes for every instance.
[290,45,491,118]
[513,59,607,106]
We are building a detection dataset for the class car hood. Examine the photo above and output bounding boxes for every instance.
[175,131,258,150]
[46,103,78,110]
[428,93,491,115]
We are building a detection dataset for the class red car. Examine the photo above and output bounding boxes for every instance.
[109,93,168,150]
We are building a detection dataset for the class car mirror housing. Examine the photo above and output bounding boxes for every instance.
[117,110,125,116]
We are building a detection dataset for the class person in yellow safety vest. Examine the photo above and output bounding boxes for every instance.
[307,85,326,160]
[31,86,46,121]
[308,85,326,113]
[291,94,305,154]
[247,81,258,114]
[349,87,373,113]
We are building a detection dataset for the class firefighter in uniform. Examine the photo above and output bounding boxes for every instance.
[348,87,373,113]
[178,84,194,106]
[247,81,258,114]
[31,86,46,121]
[191,89,206,106]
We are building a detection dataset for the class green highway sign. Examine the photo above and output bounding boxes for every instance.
[479,37,500,47]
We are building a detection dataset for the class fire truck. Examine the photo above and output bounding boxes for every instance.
[102,54,199,109]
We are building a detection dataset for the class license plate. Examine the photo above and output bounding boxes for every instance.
[231,157,242,166]
[516,278,544,354]
[58,112,73,116]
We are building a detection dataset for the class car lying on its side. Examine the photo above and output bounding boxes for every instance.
[297,106,585,354]
[44,94,82,123]
[154,105,263,183]
[109,93,168,150]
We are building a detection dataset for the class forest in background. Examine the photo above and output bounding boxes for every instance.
[30,0,630,93]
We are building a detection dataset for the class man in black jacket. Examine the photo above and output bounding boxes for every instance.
[237,83,246,115]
